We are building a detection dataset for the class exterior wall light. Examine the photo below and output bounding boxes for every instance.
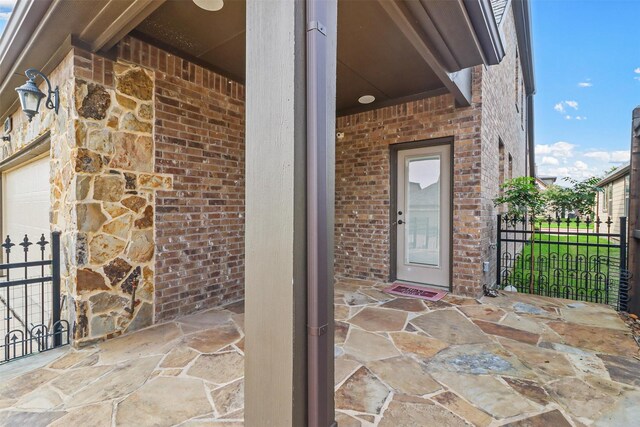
[15,68,59,122]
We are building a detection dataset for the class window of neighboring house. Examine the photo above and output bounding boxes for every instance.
[508,153,513,180]
[625,175,630,217]
[603,185,609,213]
[607,183,614,215]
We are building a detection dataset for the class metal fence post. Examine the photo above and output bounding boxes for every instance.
[621,217,628,270]
[620,217,628,312]
[51,231,61,347]
[496,214,502,288]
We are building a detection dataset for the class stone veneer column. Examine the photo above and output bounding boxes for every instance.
[0,49,172,346]
[67,61,171,344]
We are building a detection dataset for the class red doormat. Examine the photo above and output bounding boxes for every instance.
[384,282,448,302]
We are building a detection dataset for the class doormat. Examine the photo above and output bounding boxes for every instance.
[384,282,448,302]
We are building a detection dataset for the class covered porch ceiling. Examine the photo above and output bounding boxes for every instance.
[134,0,499,113]
[0,0,503,121]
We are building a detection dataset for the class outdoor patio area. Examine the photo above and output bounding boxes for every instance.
[0,278,638,426]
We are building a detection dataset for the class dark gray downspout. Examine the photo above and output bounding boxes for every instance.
[306,0,337,426]
[627,106,640,314]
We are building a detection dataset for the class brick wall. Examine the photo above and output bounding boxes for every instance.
[335,77,485,296]
[479,8,528,286]
[118,37,246,321]
[335,7,528,296]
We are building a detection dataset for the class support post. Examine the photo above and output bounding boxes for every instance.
[245,0,337,425]
[496,214,502,288]
[627,106,640,314]
[51,231,61,347]
[620,217,628,311]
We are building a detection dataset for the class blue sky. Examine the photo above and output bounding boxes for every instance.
[0,1,14,36]
[532,0,640,183]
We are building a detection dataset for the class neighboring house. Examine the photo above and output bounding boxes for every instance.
[0,0,533,344]
[534,176,560,217]
[596,162,631,235]
[536,175,557,189]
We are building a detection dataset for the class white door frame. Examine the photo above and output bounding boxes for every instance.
[391,139,452,290]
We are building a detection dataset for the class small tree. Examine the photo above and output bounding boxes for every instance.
[544,184,573,218]
[563,176,601,218]
[493,177,546,293]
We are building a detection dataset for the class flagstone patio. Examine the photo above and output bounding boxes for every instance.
[0,278,638,426]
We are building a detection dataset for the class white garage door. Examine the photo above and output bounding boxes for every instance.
[1,155,51,342]
[3,155,51,248]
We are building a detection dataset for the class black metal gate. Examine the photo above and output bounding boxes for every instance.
[0,231,69,363]
[496,215,630,311]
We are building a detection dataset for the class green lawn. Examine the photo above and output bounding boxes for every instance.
[504,233,622,306]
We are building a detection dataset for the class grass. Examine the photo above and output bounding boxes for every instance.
[505,233,622,305]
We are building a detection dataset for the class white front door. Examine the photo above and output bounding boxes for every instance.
[396,145,450,288]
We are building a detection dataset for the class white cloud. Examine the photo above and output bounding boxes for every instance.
[574,160,588,171]
[537,145,631,185]
[635,67,640,74]
[583,150,629,164]
[610,151,630,163]
[578,82,592,87]
[564,100,579,110]
[0,0,16,6]
[553,100,579,117]
[554,103,565,113]
[0,12,10,19]
[535,141,575,158]
[575,116,586,120]
[584,151,610,162]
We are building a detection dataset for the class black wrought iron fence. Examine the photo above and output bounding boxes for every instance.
[0,231,68,364]
[496,215,630,311]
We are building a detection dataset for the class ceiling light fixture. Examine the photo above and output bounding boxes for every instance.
[193,0,224,11]
[358,95,375,104]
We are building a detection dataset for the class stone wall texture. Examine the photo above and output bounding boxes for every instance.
[71,51,172,343]
[2,37,245,344]
[2,46,173,345]
[334,7,528,296]
[117,37,245,322]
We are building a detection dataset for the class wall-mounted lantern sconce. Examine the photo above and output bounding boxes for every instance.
[15,68,59,122]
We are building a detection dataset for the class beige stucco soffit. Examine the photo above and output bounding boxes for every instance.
[79,0,166,52]
[378,0,475,106]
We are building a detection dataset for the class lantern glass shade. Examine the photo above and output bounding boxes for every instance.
[15,80,46,121]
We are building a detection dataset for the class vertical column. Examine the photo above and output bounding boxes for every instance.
[627,107,640,314]
[245,0,337,424]
[306,0,337,426]
[244,0,308,425]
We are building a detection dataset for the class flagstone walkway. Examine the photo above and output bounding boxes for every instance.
[0,278,638,426]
